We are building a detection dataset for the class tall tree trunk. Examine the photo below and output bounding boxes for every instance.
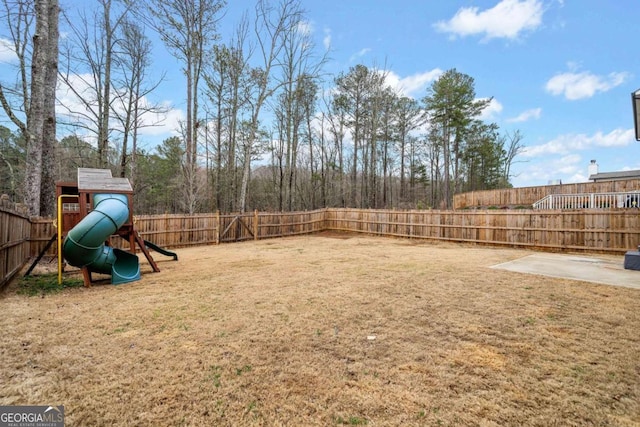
[24,0,50,217]
[215,88,223,211]
[239,134,252,213]
[306,108,315,210]
[226,107,237,212]
[287,129,298,211]
[131,89,139,186]
[98,0,112,168]
[351,131,358,207]
[399,133,407,200]
[184,58,195,212]
[119,102,131,177]
[337,128,344,208]
[442,121,451,209]
[39,0,59,217]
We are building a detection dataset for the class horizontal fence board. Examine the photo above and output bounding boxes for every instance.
[6,207,639,287]
[323,208,640,254]
[0,197,32,289]
[454,179,640,209]
[27,208,640,257]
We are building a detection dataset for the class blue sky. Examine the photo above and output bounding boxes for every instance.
[295,0,639,187]
[1,0,639,188]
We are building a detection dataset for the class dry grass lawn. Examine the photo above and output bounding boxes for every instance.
[1,233,640,426]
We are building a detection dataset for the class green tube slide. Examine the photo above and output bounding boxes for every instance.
[62,194,141,285]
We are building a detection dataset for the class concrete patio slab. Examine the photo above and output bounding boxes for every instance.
[491,253,640,290]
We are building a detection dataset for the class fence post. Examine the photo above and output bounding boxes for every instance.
[254,209,259,240]
[215,211,220,245]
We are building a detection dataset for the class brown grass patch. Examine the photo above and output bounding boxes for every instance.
[2,235,640,426]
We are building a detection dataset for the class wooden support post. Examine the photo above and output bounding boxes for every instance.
[215,211,220,245]
[24,233,57,277]
[134,230,160,272]
[254,209,259,240]
[81,267,92,287]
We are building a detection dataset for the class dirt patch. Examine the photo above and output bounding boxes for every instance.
[2,235,639,426]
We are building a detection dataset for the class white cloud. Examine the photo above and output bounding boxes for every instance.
[507,107,541,123]
[384,69,443,98]
[56,73,183,141]
[522,128,634,158]
[568,172,588,182]
[557,154,581,174]
[545,70,629,100]
[0,38,17,62]
[138,103,184,137]
[297,20,313,36]
[323,28,332,51]
[56,73,99,119]
[512,153,584,186]
[349,48,371,62]
[433,0,544,41]
[479,98,503,120]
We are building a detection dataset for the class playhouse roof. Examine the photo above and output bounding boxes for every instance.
[77,168,133,192]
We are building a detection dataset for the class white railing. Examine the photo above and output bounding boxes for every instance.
[533,191,640,210]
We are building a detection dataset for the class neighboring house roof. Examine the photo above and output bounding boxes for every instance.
[589,170,640,182]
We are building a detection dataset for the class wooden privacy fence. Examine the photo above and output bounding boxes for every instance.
[132,210,326,246]
[27,210,327,257]
[0,196,31,289]
[324,208,640,254]
[4,207,640,287]
[133,213,221,248]
[255,210,326,240]
[30,218,56,259]
[454,179,640,209]
[25,208,640,257]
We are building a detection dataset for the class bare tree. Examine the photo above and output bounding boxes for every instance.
[143,0,224,213]
[0,0,33,137]
[0,0,58,216]
[271,4,325,211]
[394,96,424,201]
[332,64,390,208]
[502,129,525,184]
[203,45,228,211]
[204,16,253,213]
[322,93,348,207]
[300,75,319,210]
[235,0,314,213]
[111,18,167,181]
[0,0,33,205]
[58,0,130,168]
[97,0,114,168]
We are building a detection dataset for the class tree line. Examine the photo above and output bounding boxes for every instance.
[0,0,523,216]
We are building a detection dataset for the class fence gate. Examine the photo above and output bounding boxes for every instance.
[218,213,255,243]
